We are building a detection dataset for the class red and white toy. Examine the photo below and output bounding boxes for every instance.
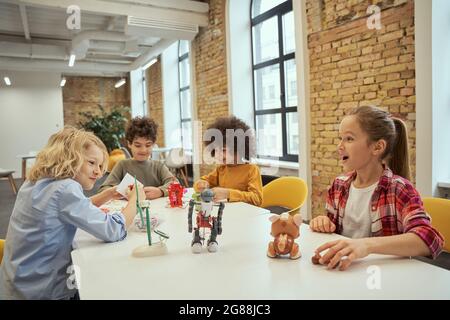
[168,178,185,208]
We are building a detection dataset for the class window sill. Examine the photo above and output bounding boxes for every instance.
[438,181,450,189]
[254,158,299,170]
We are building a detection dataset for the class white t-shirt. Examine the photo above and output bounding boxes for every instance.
[342,181,378,239]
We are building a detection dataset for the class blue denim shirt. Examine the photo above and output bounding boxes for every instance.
[0,178,127,300]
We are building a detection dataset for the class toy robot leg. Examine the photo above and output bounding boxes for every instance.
[207,220,219,253]
[191,228,202,254]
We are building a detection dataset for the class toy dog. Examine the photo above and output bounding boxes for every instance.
[267,213,302,259]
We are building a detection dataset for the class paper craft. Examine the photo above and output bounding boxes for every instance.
[133,213,163,232]
[100,200,127,214]
[116,173,144,196]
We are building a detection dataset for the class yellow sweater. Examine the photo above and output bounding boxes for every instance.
[194,164,263,206]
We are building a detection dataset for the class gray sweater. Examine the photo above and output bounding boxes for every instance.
[99,159,174,196]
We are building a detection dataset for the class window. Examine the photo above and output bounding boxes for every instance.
[251,0,298,162]
[142,69,148,115]
[178,40,192,151]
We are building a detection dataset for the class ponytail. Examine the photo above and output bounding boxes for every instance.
[389,118,411,181]
[349,106,412,181]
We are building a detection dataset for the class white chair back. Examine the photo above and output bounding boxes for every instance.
[165,148,186,168]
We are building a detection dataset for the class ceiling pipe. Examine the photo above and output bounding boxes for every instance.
[71,31,136,59]
[0,42,68,60]
[18,4,31,40]
[129,38,174,70]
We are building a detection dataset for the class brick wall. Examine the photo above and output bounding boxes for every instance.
[63,76,130,128]
[306,0,416,217]
[192,0,230,176]
[146,60,165,147]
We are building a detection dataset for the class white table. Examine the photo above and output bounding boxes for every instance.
[72,196,450,300]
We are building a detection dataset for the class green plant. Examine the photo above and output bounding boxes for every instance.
[78,105,130,153]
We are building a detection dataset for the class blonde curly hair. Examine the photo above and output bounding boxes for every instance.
[28,126,109,183]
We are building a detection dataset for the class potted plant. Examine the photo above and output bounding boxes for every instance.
[78,105,130,171]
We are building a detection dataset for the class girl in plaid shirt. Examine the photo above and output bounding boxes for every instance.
[310,106,444,271]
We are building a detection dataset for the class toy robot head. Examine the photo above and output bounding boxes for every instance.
[200,189,214,202]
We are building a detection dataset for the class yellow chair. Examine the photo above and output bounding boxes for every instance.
[261,176,308,215]
[423,197,450,252]
[107,149,127,172]
[0,239,5,265]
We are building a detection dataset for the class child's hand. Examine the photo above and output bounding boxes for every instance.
[310,215,336,233]
[144,186,163,199]
[196,180,209,192]
[314,238,370,271]
[212,187,229,202]
[109,186,124,200]
[127,184,145,202]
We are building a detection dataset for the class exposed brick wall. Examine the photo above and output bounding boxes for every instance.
[63,76,130,128]
[192,0,229,176]
[306,0,416,217]
[146,59,165,147]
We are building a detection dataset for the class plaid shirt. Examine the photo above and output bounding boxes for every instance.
[326,167,444,259]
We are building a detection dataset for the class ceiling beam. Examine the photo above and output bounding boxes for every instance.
[111,0,209,13]
[18,3,31,40]
[0,56,130,76]
[19,0,209,27]
[0,38,175,73]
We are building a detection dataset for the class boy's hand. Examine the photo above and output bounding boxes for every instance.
[212,187,229,202]
[314,238,370,271]
[144,186,164,199]
[196,180,209,192]
[310,215,336,233]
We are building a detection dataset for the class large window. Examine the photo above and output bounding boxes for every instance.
[178,40,192,151]
[251,0,298,162]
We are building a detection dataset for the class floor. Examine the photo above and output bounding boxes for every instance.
[1,178,449,270]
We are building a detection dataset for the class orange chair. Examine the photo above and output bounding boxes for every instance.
[0,239,5,265]
[261,176,308,215]
[423,197,450,252]
[107,149,127,172]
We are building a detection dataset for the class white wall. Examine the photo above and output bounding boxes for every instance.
[293,0,312,220]
[0,71,64,178]
[416,0,450,198]
[415,0,433,196]
[226,0,254,128]
[432,0,450,195]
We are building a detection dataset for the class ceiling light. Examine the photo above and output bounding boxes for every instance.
[142,58,157,70]
[115,78,126,88]
[4,77,11,86]
[68,54,76,67]
[60,77,66,87]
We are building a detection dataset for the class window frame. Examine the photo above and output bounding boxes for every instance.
[142,68,148,116]
[178,40,192,151]
[250,0,298,162]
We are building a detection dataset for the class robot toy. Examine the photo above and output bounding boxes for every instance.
[188,189,224,253]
